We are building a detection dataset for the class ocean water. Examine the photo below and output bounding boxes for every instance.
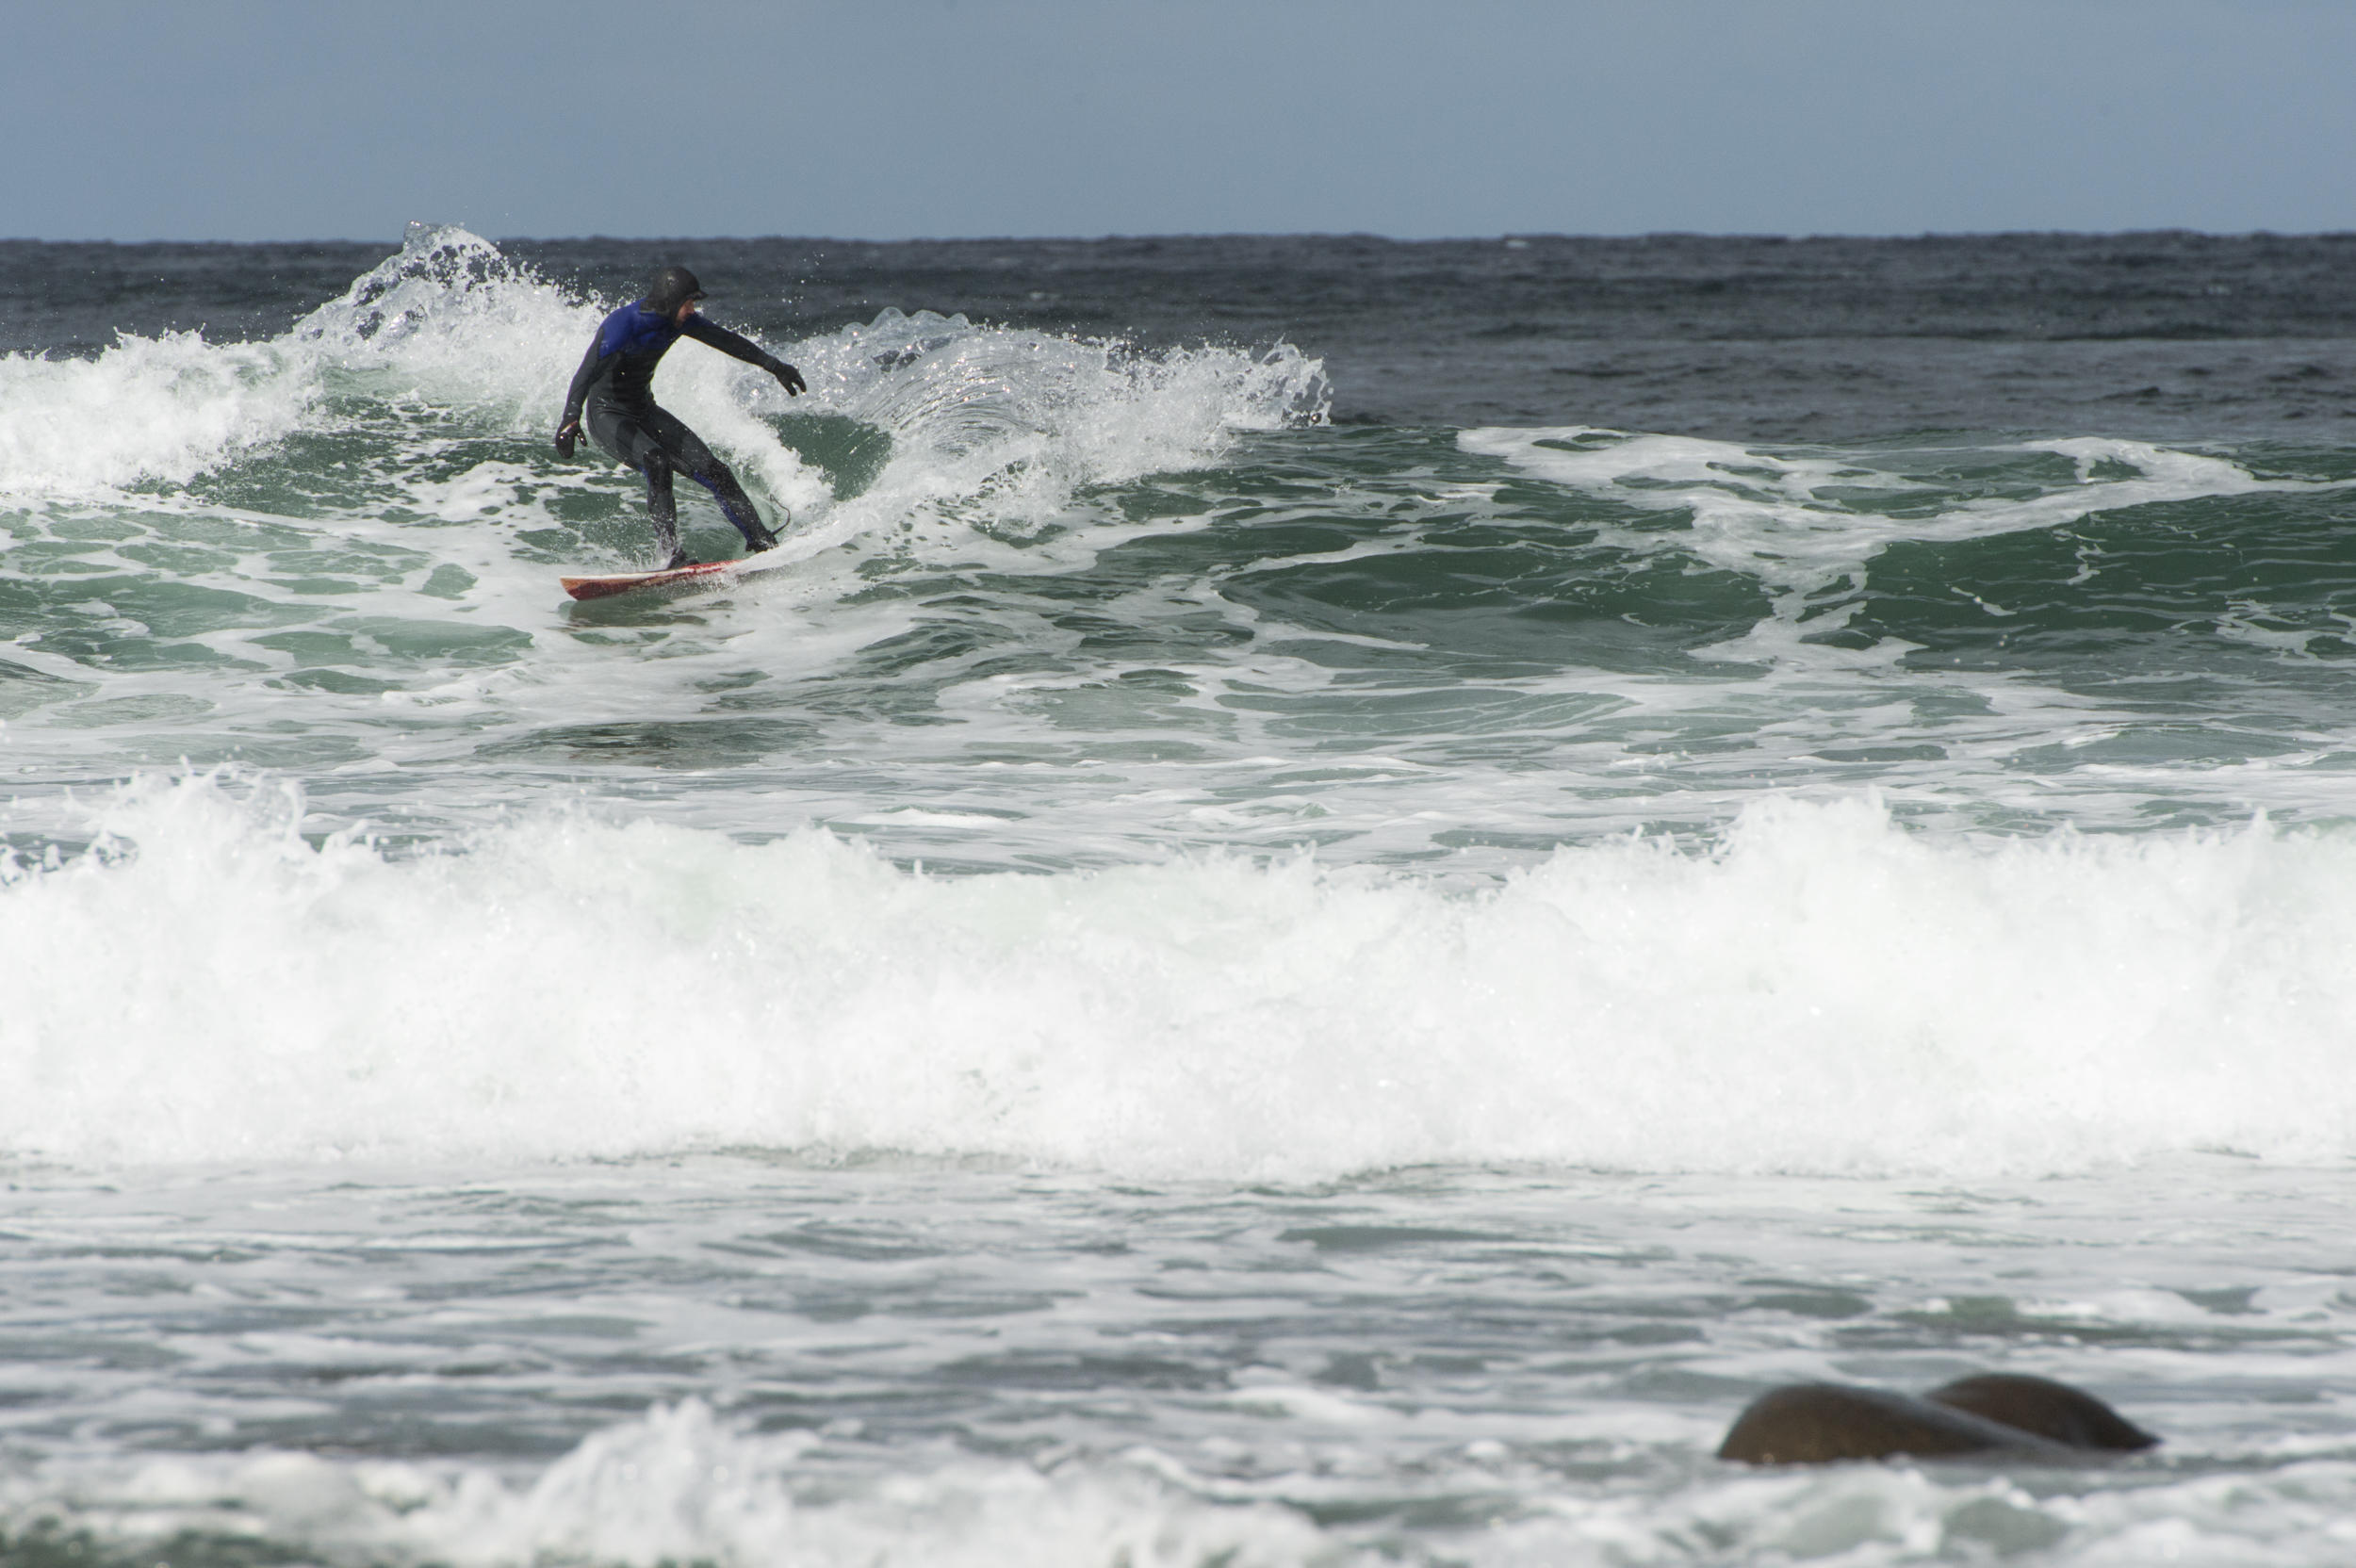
[4,225,2356,1564]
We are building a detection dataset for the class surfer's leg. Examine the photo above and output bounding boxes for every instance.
[588,407,688,565]
[643,408,777,551]
[639,452,688,565]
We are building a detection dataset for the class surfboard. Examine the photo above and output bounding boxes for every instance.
[560,559,744,602]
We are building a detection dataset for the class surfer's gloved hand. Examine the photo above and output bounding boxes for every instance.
[554,416,581,459]
[766,358,807,397]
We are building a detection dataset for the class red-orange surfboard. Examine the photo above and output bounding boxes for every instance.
[560,559,744,602]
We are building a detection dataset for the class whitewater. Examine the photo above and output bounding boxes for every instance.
[4,226,2356,1565]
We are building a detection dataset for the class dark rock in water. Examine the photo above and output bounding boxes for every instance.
[1717,1381,2124,1465]
[1923,1373,2158,1452]
[1717,1384,2075,1465]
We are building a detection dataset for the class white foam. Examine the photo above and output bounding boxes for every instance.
[1458,426,2298,610]
[1,224,1324,572]
[0,1401,1335,1568]
[11,1392,2356,1567]
[0,225,576,502]
[8,772,2356,1179]
[0,330,317,498]
[758,306,1327,566]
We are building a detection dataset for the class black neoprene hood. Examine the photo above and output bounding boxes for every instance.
[645,266,707,316]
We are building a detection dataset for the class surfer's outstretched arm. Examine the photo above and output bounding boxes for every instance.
[682,316,807,396]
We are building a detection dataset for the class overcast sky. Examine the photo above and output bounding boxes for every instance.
[18,0,2354,242]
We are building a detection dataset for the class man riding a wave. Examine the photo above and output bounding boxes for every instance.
[555,265,806,569]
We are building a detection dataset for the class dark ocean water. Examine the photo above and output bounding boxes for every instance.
[4,230,2356,1566]
[19,230,2356,437]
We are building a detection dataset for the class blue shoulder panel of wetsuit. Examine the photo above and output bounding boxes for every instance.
[596,302,680,361]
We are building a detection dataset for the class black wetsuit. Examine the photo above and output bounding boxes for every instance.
[561,301,791,561]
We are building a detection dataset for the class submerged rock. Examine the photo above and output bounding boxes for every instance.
[1923,1373,2158,1452]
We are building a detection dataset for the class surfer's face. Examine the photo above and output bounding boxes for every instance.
[672,299,699,325]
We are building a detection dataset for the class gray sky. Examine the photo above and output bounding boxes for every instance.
[19,0,2354,241]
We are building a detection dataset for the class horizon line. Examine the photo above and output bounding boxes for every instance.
[7,227,2356,249]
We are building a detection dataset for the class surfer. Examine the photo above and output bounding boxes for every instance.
[555,265,807,569]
